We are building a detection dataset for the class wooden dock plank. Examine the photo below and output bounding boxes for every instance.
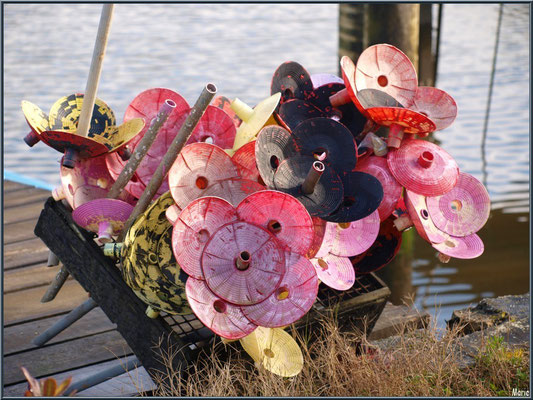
[4,279,89,326]
[3,199,47,225]
[4,237,50,270]
[2,356,155,397]
[4,307,115,355]
[3,180,30,193]
[3,187,50,208]
[75,366,156,397]
[3,330,132,385]
[3,263,72,293]
[4,219,41,244]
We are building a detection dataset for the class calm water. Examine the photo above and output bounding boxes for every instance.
[3,4,530,327]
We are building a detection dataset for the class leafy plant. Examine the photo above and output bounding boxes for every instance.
[21,367,75,397]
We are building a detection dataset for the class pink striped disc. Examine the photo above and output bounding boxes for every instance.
[339,55,367,117]
[72,198,133,235]
[432,233,484,259]
[405,189,447,244]
[306,217,327,259]
[232,140,262,183]
[387,139,459,197]
[168,142,240,209]
[241,251,318,327]
[411,87,457,131]
[355,44,418,108]
[105,153,146,199]
[426,172,490,237]
[203,178,265,207]
[106,88,189,198]
[172,196,238,280]
[321,209,380,257]
[310,253,355,291]
[185,277,257,340]
[201,221,286,305]
[184,105,237,149]
[355,155,402,221]
[236,190,314,256]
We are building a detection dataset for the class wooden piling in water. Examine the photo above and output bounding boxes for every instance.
[338,3,365,72]
[338,3,438,86]
[419,4,436,86]
[365,4,420,71]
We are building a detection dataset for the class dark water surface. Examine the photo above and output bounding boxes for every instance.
[3,4,529,327]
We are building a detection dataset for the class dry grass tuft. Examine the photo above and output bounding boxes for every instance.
[149,315,529,397]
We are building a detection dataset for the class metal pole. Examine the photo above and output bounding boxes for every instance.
[33,298,98,346]
[481,4,503,188]
[40,267,71,303]
[63,355,140,395]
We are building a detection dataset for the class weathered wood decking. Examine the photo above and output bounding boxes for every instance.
[3,180,155,397]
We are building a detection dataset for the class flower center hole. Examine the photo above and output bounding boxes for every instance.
[451,200,463,212]
[213,300,227,313]
[275,286,290,300]
[196,176,208,189]
[148,252,158,264]
[263,348,275,358]
[268,220,282,234]
[283,88,294,99]
[236,251,251,271]
[270,155,280,169]
[198,229,209,243]
[377,75,388,87]
[317,258,328,270]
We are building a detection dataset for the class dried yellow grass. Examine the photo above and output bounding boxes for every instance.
[149,314,529,397]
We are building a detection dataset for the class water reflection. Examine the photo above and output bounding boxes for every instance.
[3,4,529,327]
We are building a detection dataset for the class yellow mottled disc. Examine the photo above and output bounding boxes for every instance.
[47,93,144,152]
[48,93,115,134]
[122,191,192,315]
[231,92,281,153]
[92,118,145,151]
[240,326,304,377]
[21,100,49,134]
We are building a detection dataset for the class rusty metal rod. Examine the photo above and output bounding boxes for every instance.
[302,161,325,195]
[107,99,177,199]
[119,83,217,241]
[40,267,71,303]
